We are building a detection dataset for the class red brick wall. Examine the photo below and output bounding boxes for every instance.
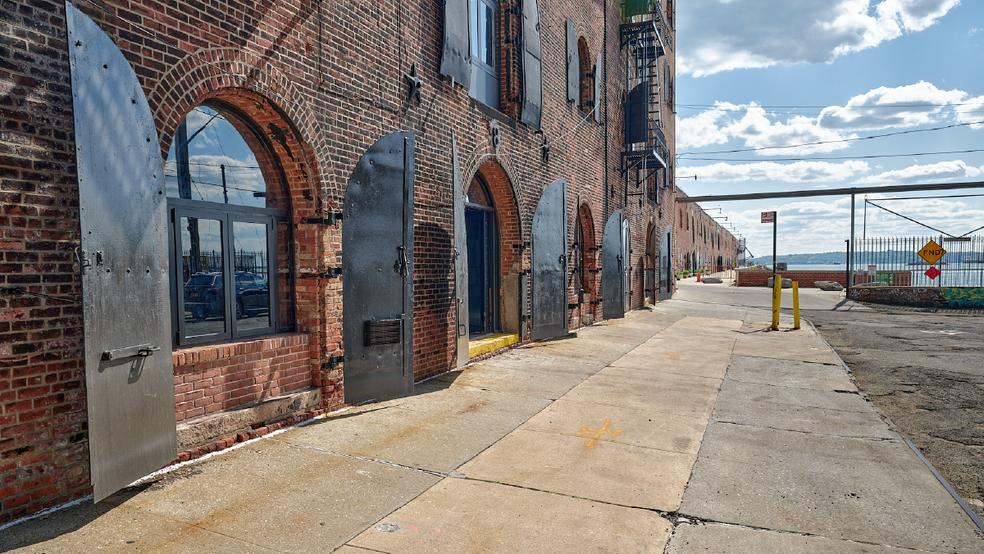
[1,0,90,524]
[172,334,313,422]
[736,270,849,288]
[2,0,678,524]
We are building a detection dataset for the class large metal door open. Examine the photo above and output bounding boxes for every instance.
[621,218,631,312]
[452,132,469,366]
[602,210,625,319]
[531,179,568,340]
[659,226,673,301]
[68,2,177,502]
[343,132,415,403]
[646,227,657,304]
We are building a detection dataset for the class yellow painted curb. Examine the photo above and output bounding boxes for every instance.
[468,333,519,359]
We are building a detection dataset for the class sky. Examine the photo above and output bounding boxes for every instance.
[675,0,984,259]
[163,107,270,255]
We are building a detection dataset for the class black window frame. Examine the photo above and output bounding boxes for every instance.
[168,197,286,347]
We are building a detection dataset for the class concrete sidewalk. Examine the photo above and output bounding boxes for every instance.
[3,298,982,553]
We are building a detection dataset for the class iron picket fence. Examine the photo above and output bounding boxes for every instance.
[850,235,984,288]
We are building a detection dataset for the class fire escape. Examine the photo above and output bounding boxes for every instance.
[621,0,671,203]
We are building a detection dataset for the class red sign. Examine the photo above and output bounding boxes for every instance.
[925,266,941,280]
[761,211,775,223]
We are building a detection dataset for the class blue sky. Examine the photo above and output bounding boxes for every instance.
[676,0,984,258]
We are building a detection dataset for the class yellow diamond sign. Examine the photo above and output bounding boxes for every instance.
[918,240,946,265]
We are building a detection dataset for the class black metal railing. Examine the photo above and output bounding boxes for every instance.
[850,235,984,288]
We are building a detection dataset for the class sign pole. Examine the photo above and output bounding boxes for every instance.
[772,215,777,281]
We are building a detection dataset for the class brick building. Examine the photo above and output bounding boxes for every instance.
[0,0,691,522]
[674,187,739,274]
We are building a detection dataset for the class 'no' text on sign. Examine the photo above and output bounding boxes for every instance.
[761,211,775,224]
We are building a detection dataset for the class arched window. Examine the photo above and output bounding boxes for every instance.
[164,103,289,345]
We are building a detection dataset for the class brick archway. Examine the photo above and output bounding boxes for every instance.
[468,158,524,335]
[151,49,324,221]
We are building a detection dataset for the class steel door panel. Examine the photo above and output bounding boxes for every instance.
[452,132,469,366]
[622,218,631,312]
[531,179,567,340]
[343,132,415,403]
[594,52,603,123]
[602,210,624,319]
[520,0,543,128]
[659,226,673,301]
[440,0,471,87]
[68,2,176,502]
[566,19,578,103]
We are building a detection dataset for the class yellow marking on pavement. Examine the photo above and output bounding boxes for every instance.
[576,419,623,449]
[665,351,690,359]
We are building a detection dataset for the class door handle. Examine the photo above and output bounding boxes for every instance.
[102,344,160,361]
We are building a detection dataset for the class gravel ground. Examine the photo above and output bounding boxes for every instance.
[803,304,984,519]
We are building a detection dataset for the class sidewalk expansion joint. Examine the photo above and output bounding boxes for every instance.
[264,438,449,478]
[666,515,918,549]
[462,477,677,515]
[713,420,899,442]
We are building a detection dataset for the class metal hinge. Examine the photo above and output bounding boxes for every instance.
[305,213,344,226]
[321,354,344,369]
[319,267,342,278]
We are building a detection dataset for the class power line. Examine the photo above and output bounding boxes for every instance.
[679,148,984,163]
[677,101,984,110]
[677,120,984,157]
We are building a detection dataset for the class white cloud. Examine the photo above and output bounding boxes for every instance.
[854,160,984,184]
[680,160,870,182]
[955,95,984,129]
[679,0,961,76]
[677,103,856,153]
[818,81,967,129]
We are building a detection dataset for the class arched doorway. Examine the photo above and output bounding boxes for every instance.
[466,175,500,336]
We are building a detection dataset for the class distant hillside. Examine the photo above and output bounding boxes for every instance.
[748,252,845,265]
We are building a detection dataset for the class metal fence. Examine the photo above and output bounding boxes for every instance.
[182,250,268,278]
[851,235,984,288]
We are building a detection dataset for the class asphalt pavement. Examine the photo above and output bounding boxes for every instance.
[2,278,981,553]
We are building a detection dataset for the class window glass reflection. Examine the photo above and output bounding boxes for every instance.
[233,221,270,331]
[165,106,269,208]
[181,217,226,337]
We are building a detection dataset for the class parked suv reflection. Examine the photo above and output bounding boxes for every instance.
[184,271,269,321]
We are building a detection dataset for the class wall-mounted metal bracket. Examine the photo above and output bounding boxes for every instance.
[319,267,342,278]
[405,63,424,104]
[321,354,344,369]
[305,213,344,226]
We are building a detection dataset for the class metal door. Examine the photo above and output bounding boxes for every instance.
[343,132,415,403]
[645,227,657,304]
[531,179,568,340]
[602,210,625,319]
[621,217,631,312]
[68,2,177,502]
[452,132,469,366]
[659,226,673,300]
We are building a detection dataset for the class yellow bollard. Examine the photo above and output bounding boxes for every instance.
[792,281,800,330]
[772,274,781,330]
